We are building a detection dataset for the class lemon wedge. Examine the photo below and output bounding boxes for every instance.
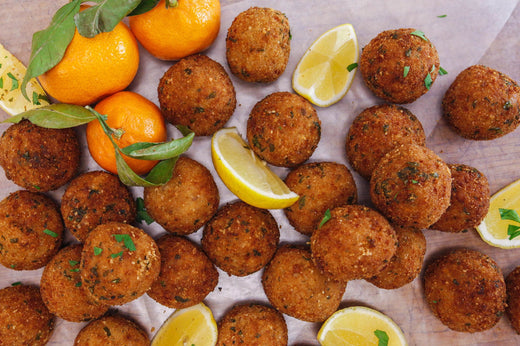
[317,306,407,346]
[211,127,299,209]
[151,302,218,346]
[0,43,49,116]
[292,23,359,107]
[476,178,520,249]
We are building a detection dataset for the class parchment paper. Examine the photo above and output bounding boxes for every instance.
[1,0,520,345]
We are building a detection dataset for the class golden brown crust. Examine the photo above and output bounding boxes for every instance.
[0,190,63,270]
[0,120,80,192]
[217,303,288,346]
[246,91,321,167]
[202,201,279,276]
[0,285,55,345]
[158,54,237,136]
[442,65,520,140]
[310,205,397,282]
[80,222,160,306]
[74,315,149,346]
[370,144,452,228]
[431,164,490,232]
[366,225,426,289]
[147,234,218,309]
[506,266,520,334]
[424,248,506,333]
[359,28,439,104]
[144,156,219,235]
[284,161,357,235]
[40,244,109,322]
[226,7,290,83]
[261,244,346,322]
[61,171,136,243]
[346,104,426,179]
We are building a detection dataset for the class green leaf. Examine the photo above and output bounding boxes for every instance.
[136,197,154,225]
[507,224,520,240]
[500,208,520,223]
[128,0,160,16]
[43,229,58,238]
[374,329,389,346]
[403,66,410,78]
[21,0,81,100]
[94,247,103,256]
[4,103,97,128]
[145,157,178,185]
[113,234,136,251]
[120,132,194,160]
[410,30,428,41]
[346,63,358,72]
[318,209,332,228]
[439,66,448,75]
[75,0,142,38]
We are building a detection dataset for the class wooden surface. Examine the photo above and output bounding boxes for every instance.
[1,1,520,345]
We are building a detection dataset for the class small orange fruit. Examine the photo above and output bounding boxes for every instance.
[129,0,221,60]
[86,91,167,175]
[38,9,139,106]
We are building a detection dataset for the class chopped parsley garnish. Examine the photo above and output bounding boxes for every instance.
[43,229,58,238]
[410,30,428,41]
[403,66,410,78]
[94,247,103,256]
[374,329,389,346]
[319,209,332,228]
[136,197,154,225]
[75,281,82,287]
[111,251,123,258]
[438,66,448,75]
[114,234,136,251]
[500,208,520,240]
[7,72,18,91]
[437,14,447,18]
[424,65,435,90]
[347,62,358,72]
[11,281,22,286]
[69,260,79,266]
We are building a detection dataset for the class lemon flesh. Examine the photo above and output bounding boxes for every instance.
[0,43,49,116]
[318,306,407,346]
[292,23,358,107]
[152,303,218,346]
[211,127,299,209]
[476,178,520,249]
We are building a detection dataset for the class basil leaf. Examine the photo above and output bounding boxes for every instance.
[21,0,81,100]
[128,0,161,16]
[75,0,142,38]
[120,132,194,160]
[4,104,96,128]
[500,208,520,223]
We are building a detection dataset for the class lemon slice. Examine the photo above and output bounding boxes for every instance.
[317,306,407,346]
[476,178,520,249]
[211,127,299,209]
[151,302,218,346]
[292,23,359,107]
[0,43,49,116]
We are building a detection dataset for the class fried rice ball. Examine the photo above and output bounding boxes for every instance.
[506,266,520,334]
[158,54,237,136]
[226,7,291,83]
[431,164,490,233]
[202,201,279,276]
[61,171,136,243]
[359,28,440,104]
[144,156,219,235]
[147,234,218,309]
[366,225,426,289]
[424,248,507,333]
[370,143,452,229]
[345,104,426,179]
[0,285,55,345]
[74,314,149,346]
[442,65,520,140]
[40,244,109,322]
[0,119,80,192]
[247,92,321,167]
[80,222,160,306]
[262,244,346,322]
[217,303,288,346]
[284,161,357,235]
[310,205,397,282]
[0,190,63,270]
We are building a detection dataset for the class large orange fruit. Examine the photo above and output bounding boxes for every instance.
[38,15,139,106]
[129,0,220,60]
[86,91,167,175]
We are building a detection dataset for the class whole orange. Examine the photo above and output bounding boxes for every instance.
[129,0,220,60]
[38,16,139,106]
[86,91,167,175]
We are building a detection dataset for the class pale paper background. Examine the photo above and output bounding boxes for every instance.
[0,0,520,345]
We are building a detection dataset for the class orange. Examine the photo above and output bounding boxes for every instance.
[86,91,167,175]
[129,0,220,60]
[38,9,139,106]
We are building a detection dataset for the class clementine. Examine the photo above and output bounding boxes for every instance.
[38,14,139,106]
[86,91,167,175]
[129,0,220,60]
